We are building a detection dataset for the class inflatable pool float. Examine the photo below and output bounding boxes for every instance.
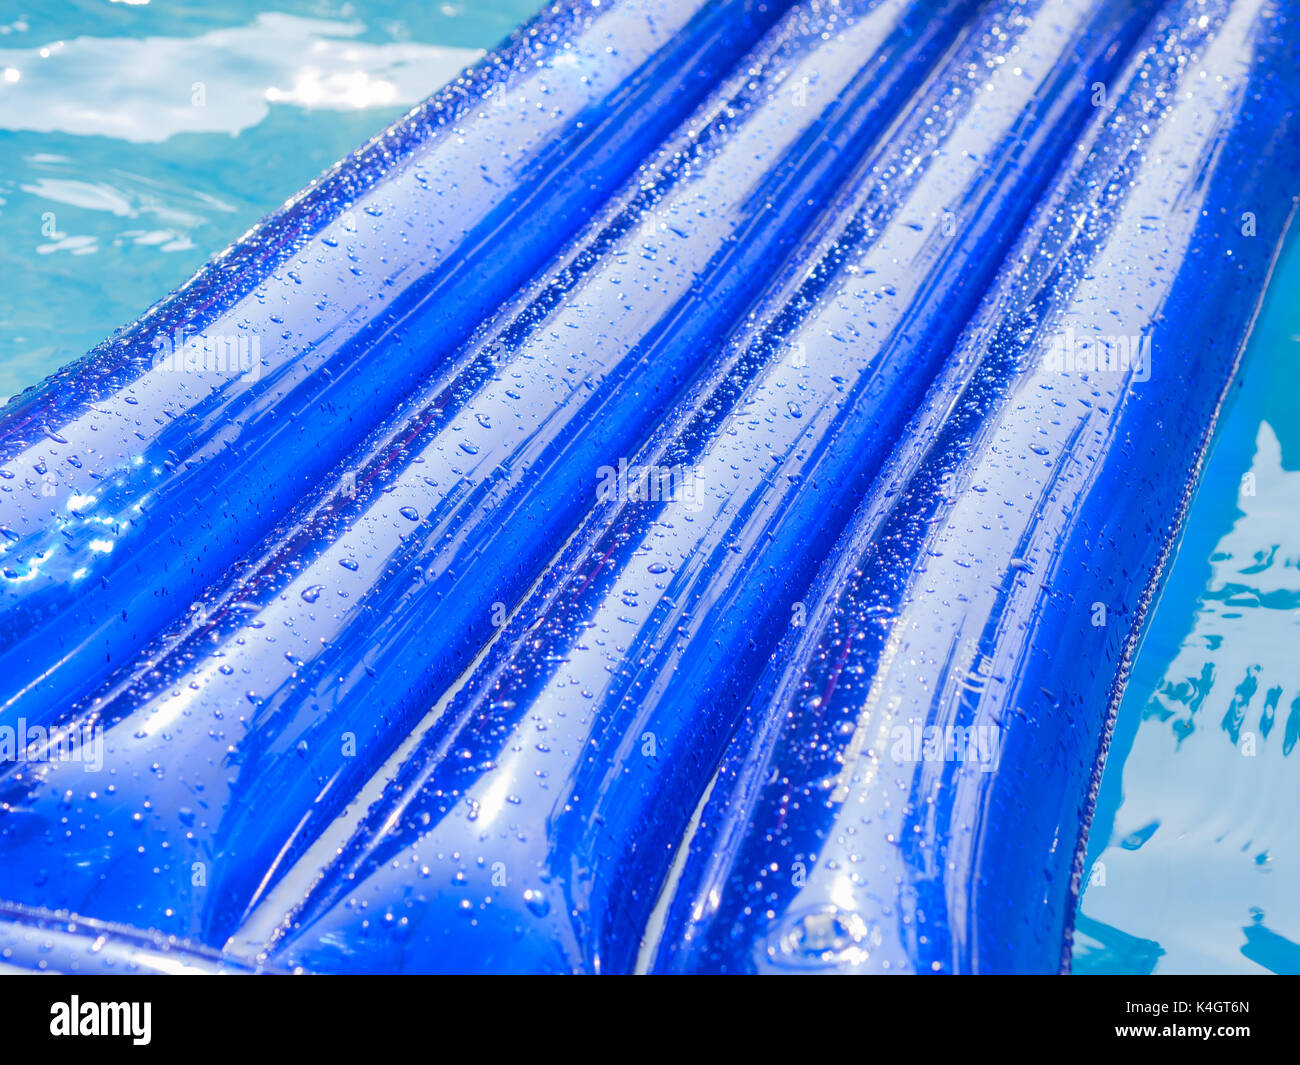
[0,0,1296,974]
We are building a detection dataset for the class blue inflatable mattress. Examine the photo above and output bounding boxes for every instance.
[0,0,1297,974]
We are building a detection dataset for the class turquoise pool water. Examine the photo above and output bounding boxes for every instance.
[0,1,1296,975]
[1074,229,1300,976]
[0,0,540,401]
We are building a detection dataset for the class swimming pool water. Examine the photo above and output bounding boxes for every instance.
[1074,226,1300,976]
[0,0,1296,975]
[0,0,540,401]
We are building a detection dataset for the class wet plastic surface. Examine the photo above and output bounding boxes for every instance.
[1,0,1296,974]
[652,0,1300,974]
[0,0,785,727]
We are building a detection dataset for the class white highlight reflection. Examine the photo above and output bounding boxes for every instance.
[0,13,480,142]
